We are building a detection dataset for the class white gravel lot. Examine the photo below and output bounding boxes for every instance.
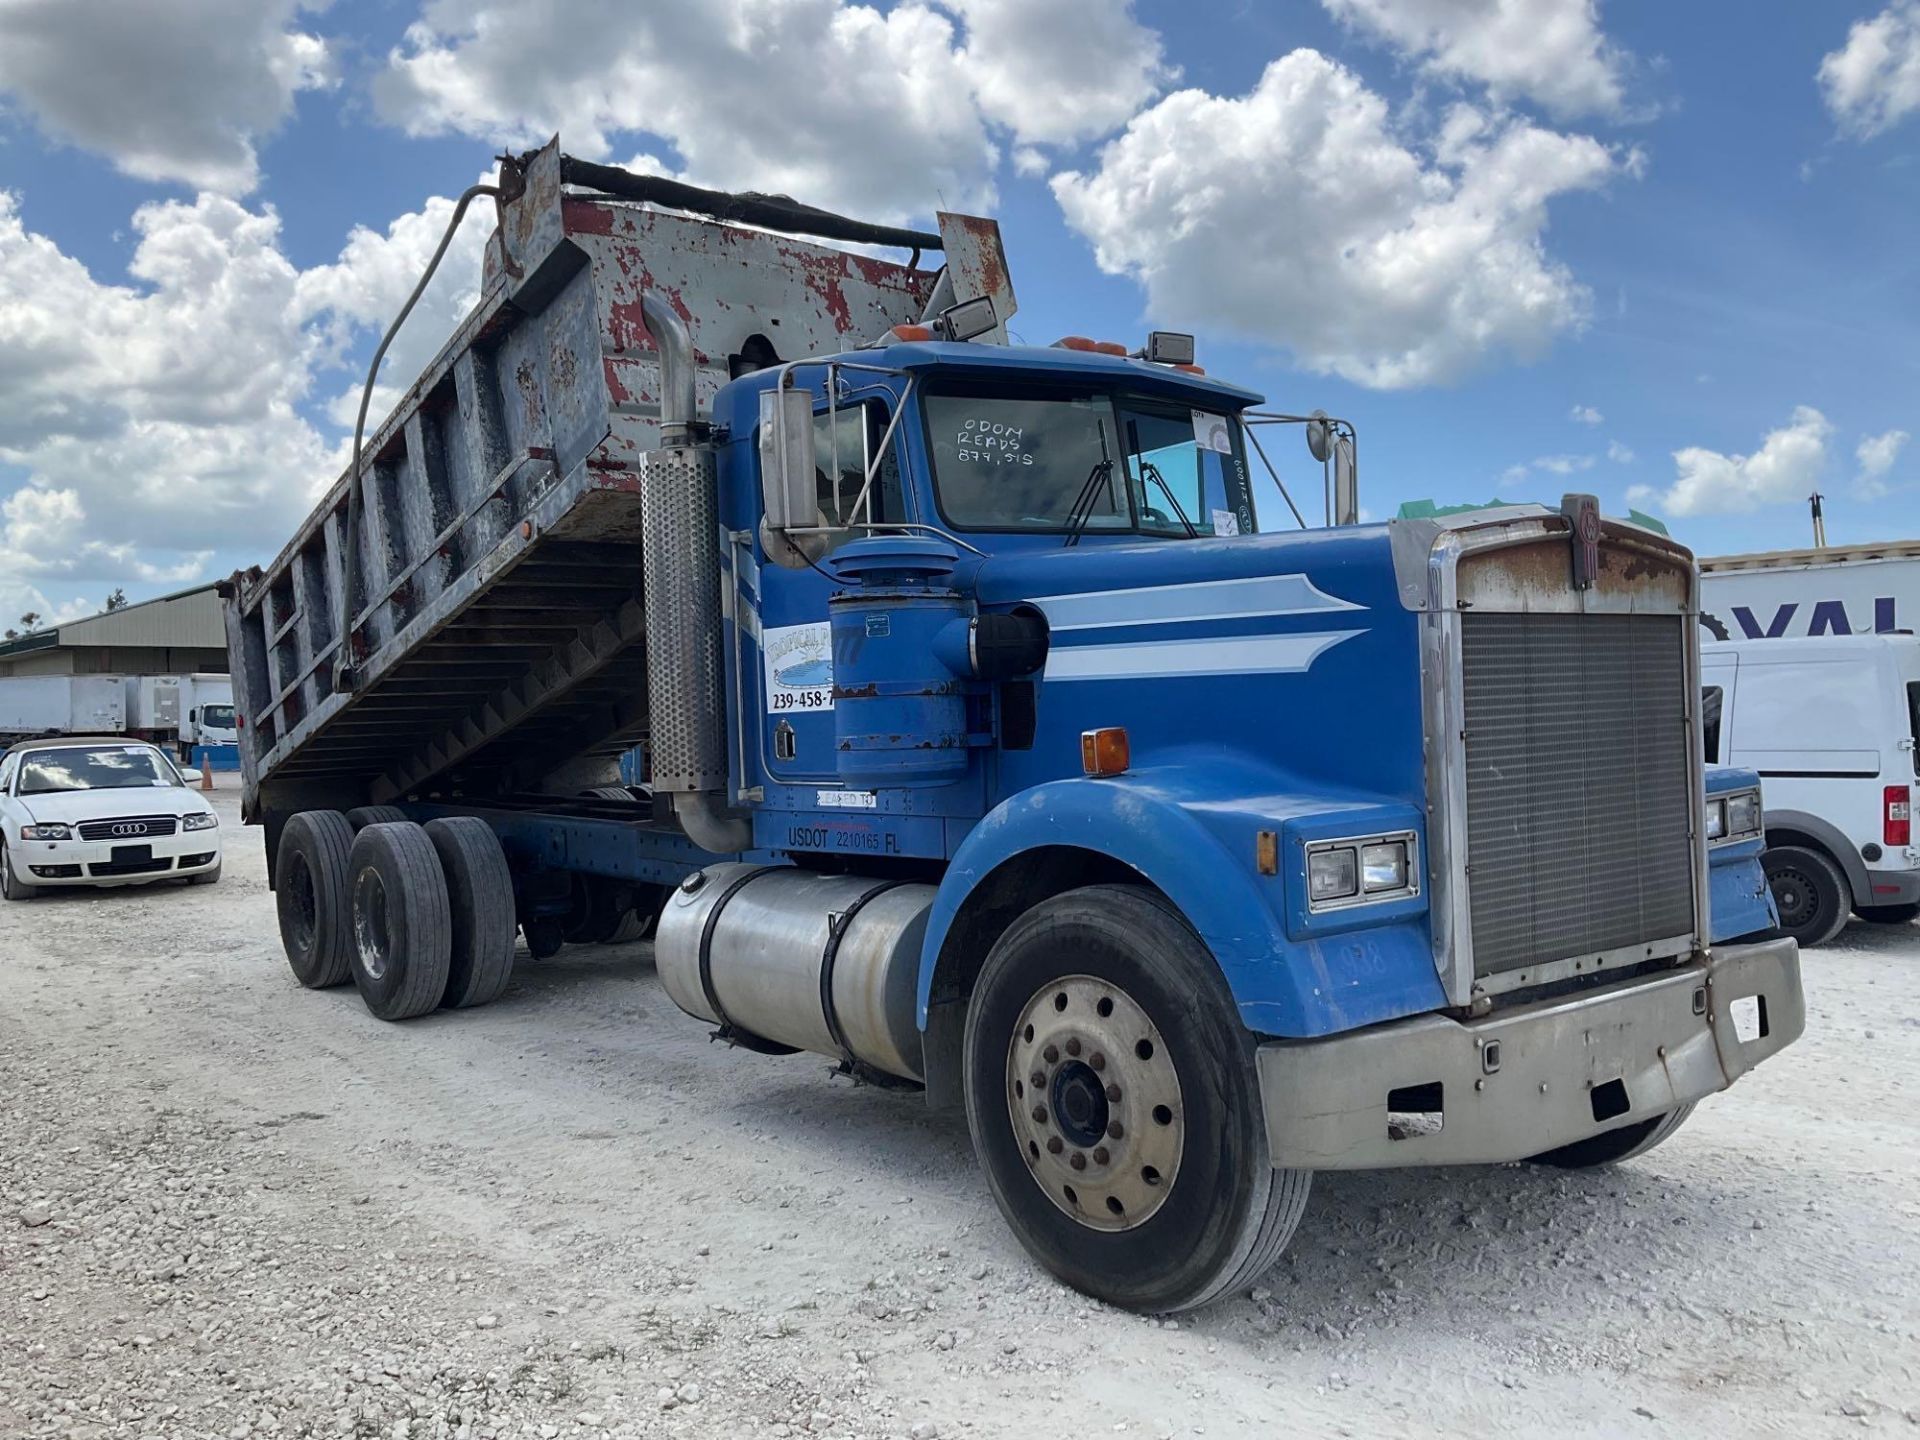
[3,785,1917,1440]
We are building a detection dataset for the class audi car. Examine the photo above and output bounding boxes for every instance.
[0,737,221,899]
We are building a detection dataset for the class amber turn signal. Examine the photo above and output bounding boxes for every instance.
[1081,727,1130,778]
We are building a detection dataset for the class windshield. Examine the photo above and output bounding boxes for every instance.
[201,704,236,729]
[19,746,180,795]
[925,388,1257,537]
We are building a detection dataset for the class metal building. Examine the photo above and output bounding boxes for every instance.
[0,584,230,678]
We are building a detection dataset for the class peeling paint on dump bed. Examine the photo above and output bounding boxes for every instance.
[224,138,943,814]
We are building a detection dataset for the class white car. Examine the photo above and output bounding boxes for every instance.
[0,737,222,899]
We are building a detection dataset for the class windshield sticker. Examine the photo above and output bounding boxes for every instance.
[953,418,1034,467]
[1211,508,1241,537]
[1192,411,1233,454]
[763,621,834,715]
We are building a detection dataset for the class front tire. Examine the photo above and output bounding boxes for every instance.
[963,885,1310,1313]
[0,840,39,901]
[1763,845,1851,947]
[188,862,222,886]
[347,822,452,1021]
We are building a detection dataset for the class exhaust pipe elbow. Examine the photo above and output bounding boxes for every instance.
[674,791,753,854]
[640,292,696,445]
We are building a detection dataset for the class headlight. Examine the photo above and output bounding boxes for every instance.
[1361,840,1409,893]
[20,823,71,840]
[1726,790,1761,838]
[1307,846,1358,902]
[1305,830,1419,912]
[182,812,219,832]
[1704,798,1727,841]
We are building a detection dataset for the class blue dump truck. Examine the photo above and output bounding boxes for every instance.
[223,141,1805,1313]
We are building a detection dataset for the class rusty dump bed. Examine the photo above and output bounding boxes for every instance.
[222,141,941,816]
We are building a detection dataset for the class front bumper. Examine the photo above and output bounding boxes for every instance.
[13,829,222,886]
[1256,936,1803,1169]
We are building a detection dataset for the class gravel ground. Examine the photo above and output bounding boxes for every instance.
[3,786,1917,1439]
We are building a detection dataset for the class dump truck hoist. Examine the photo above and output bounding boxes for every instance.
[222,139,1805,1313]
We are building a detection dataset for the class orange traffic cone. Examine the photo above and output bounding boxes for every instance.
[200,755,214,792]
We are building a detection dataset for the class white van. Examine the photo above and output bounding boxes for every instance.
[1701,634,1920,945]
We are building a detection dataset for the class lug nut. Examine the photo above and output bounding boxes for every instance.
[1065,1038,1082,1057]
[1107,1121,1124,1140]
[1105,1083,1121,1103]
[1043,1044,1059,1064]
[1069,1152,1087,1171]
[1031,1105,1048,1124]
[1030,1070,1046,1088]
[1046,1136,1063,1154]
[1092,1146,1109,1165]
[1090,1052,1106,1072]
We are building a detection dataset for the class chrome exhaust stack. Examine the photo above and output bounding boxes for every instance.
[638,292,752,854]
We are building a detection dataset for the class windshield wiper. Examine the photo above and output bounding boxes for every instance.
[1063,421,1117,548]
[1136,460,1199,537]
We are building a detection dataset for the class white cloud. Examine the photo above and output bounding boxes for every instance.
[1052,52,1626,389]
[1012,146,1050,178]
[1820,1,1920,138]
[1570,404,1603,424]
[1855,427,1910,499]
[1633,407,1832,517]
[374,0,1165,221]
[1503,452,1595,484]
[1606,439,1636,464]
[0,0,333,193]
[946,0,1169,145]
[0,179,506,595]
[1320,0,1634,119]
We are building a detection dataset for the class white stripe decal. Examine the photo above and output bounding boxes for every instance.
[1030,573,1364,631]
[1046,630,1362,681]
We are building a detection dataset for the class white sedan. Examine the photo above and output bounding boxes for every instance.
[0,737,222,899]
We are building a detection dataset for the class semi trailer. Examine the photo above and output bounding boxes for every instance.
[223,139,1806,1313]
[0,675,125,740]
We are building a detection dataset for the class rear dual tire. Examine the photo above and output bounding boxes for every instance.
[963,885,1311,1314]
[276,810,516,1017]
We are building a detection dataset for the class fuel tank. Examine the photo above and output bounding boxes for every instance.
[655,863,935,1081]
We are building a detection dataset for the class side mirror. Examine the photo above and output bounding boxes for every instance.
[180,768,203,785]
[1304,409,1331,464]
[758,387,829,569]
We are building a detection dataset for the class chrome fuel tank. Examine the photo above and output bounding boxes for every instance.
[655,863,935,1081]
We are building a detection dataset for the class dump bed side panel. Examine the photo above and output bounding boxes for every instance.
[225,152,937,819]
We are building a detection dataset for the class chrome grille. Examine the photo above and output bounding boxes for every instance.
[1460,612,1695,980]
[77,815,180,840]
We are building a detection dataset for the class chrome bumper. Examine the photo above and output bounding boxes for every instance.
[1257,936,1803,1169]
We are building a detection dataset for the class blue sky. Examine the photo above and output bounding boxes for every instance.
[0,0,1915,625]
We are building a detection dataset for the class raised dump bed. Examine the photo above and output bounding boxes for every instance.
[222,141,953,821]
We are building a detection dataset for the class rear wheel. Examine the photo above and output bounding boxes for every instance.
[424,817,516,1009]
[0,840,39,901]
[274,811,355,986]
[1856,901,1920,924]
[1763,845,1851,947]
[1528,1105,1695,1168]
[347,822,452,1021]
[345,805,407,832]
[963,885,1311,1314]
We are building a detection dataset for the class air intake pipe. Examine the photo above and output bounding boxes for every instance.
[638,292,752,854]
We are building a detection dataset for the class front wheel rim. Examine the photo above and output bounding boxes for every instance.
[1005,975,1184,1232]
